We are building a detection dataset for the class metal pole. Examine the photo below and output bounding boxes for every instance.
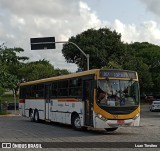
[14,91,16,114]
[55,41,89,70]
[86,54,89,70]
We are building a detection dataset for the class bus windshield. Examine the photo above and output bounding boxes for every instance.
[97,80,139,107]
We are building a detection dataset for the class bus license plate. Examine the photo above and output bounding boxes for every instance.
[117,120,124,124]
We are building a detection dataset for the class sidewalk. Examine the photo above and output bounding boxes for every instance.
[0,110,20,117]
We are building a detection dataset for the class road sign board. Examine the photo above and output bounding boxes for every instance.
[30,37,56,50]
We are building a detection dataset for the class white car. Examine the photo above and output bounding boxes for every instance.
[150,101,160,111]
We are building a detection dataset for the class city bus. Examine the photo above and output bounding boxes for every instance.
[19,69,140,131]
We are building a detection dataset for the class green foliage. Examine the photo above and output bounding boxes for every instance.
[0,111,8,115]
[1,31,160,97]
[16,59,70,81]
[0,94,19,103]
[62,28,124,70]
[54,68,71,76]
[0,45,70,104]
[0,87,5,97]
[19,60,55,81]
[129,42,160,95]
[0,47,28,65]
[0,71,18,90]
[0,47,29,95]
[61,28,160,96]
[102,61,123,70]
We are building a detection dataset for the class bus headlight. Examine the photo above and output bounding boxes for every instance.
[133,114,140,120]
[96,114,107,121]
[98,114,102,118]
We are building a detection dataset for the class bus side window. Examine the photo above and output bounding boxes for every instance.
[69,78,82,97]
[25,86,30,98]
[37,84,44,98]
[58,80,68,97]
[84,81,90,100]
[51,82,57,98]
[20,86,26,99]
[30,85,37,98]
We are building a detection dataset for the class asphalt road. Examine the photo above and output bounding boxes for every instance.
[0,104,160,151]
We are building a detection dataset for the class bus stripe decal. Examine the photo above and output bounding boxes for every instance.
[58,99,78,102]
[50,110,82,114]
[19,99,25,103]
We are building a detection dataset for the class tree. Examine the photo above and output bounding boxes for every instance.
[62,28,124,70]
[0,47,29,95]
[54,68,71,76]
[61,29,159,96]
[0,45,70,110]
[0,47,28,64]
[19,59,55,81]
[129,42,160,96]
[0,46,29,111]
[0,71,18,111]
[102,61,123,69]
[19,59,70,81]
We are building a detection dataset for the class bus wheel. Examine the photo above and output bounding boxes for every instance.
[105,128,118,132]
[29,109,34,122]
[71,114,81,130]
[34,110,39,123]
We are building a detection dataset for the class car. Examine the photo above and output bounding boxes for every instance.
[150,101,160,112]
[7,103,19,110]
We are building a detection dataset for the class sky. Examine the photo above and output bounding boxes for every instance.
[0,0,160,72]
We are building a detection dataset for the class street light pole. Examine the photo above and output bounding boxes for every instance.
[86,54,89,71]
[55,41,89,70]
[30,37,89,70]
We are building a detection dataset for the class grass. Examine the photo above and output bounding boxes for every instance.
[0,110,8,115]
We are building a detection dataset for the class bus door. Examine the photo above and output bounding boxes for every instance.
[83,77,94,126]
[45,84,51,120]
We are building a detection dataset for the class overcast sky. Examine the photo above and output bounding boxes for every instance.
[0,0,160,72]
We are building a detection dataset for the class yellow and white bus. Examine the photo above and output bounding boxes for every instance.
[19,69,140,131]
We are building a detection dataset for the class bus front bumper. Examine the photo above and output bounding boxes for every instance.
[95,114,140,129]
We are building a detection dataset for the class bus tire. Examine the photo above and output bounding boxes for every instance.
[34,110,39,123]
[105,128,118,132]
[29,109,34,122]
[71,114,81,130]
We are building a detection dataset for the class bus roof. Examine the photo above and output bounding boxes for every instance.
[20,69,138,86]
[20,69,99,86]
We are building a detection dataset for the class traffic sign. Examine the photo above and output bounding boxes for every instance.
[30,37,55,50]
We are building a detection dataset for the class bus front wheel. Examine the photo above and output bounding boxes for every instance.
[105,128,118,132]
[71,114,81,130]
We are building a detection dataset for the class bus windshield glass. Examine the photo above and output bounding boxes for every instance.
[97,80,139,107]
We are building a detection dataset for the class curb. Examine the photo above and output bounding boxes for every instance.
[0,114,20,117]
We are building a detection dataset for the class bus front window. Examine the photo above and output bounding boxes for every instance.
[97,80,139,107]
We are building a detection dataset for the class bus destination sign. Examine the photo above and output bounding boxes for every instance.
[100,70,136,79]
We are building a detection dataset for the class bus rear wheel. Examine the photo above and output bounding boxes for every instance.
[29,109,34,122]
[105,128,118,132]
[71,114,81,130]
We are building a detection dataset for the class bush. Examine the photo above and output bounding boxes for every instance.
[0,110,8,115]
